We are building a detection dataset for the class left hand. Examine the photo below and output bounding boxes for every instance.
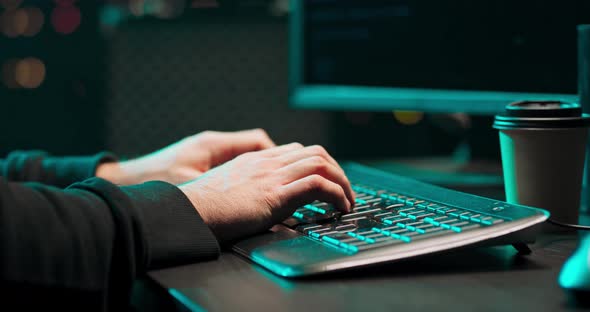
[96,129,276,185]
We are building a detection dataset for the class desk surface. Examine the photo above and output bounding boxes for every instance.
[141,233,587,312]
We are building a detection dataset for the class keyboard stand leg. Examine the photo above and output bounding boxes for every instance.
[512,243,532,255]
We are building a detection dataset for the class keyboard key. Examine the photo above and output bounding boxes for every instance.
[436,217,456,224]
[372,227,412,243]
[383,203,405,210]
[436,207,453,214]
[415,223,435,229]
[374,212,394,218]
[347,232,376,244]
[416,201,430,209]
[341,215,368,222]
[411,211,435,219]
[356,239,402,251]
[448,211,461,218]
[341,209,380,220]
[383,218,409,225]
[355,198,367,205]
[379,226,409,233]
[423,217,440,226]
[396,195,408,203]
[352,204,372,212]
[398,207,419,213]
[303,204,327,214]
[423,227,444,233]
[322,236,340,246]
[447,221,470,228]
[364,198,382,204]
[296,224,324,233]
[335,223,357,232]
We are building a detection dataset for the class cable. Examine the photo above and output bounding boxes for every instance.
[547,218,590,230]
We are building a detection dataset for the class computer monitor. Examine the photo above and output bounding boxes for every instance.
[289,0,588,114]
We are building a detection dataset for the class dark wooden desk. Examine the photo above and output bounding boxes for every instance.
[134,233,587,312]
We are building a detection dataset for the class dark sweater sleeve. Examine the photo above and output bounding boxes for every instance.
[1,150,117,187]
[0,177,220,311]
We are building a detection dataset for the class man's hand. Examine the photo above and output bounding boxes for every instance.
[96,129,275,185]
[178,143,355,243]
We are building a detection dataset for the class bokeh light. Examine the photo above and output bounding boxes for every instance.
[51,4,80,34]
[129,0,145,17]
[22,7,44,37]
[269,0,289,17]
[393,111,424,125]
[1,6,44,37]
[2,59,19,88]
[12,8,28,34]
[15,57,46,89]
[153,0,185,19]
[1,9,19,37]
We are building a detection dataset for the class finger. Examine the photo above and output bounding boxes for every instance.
[276,145,343,172]
[276,156,355,207]
[241,128,276,149]
[210,129,276,165]
[279,174,351,215]
[256,142,304,157]
[229,128,276,150]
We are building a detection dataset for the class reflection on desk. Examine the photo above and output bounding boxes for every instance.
[134,234,584,312]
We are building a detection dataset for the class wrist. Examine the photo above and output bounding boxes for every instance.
[178,184,215,230]
[96,158,153,185]
[96,161,132,185]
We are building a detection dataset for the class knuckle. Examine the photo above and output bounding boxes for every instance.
[200,130,215,137]
[308,174,326,190]
[263,190,281,209]
[197,130,219,143]
[309,156,328,170]
[291,142,304,148]
[255,128,269,137]
[310,145,328,157]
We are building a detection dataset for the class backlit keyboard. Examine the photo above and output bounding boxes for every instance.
[287,185,506,254]
[232,162,549,277]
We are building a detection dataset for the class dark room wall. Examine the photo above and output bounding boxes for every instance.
[103,12,333,157]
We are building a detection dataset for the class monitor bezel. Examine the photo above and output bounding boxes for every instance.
[288,1,578,114]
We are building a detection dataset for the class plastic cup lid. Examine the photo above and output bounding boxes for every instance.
[493,100,590,129]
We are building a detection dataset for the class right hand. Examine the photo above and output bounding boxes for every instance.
[178,143,355,243]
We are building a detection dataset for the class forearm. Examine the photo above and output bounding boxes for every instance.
[1,150,116,187]
[0,177,220,310]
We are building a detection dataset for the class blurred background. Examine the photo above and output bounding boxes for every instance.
[0,0,486,165]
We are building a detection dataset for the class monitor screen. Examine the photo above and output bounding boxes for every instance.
[290,0,589,113]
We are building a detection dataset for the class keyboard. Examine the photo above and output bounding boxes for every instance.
[232,162,549,277]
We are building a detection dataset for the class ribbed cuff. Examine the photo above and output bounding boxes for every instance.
[121,181,220,269]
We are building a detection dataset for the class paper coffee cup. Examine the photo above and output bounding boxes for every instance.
[493,101,590,231]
